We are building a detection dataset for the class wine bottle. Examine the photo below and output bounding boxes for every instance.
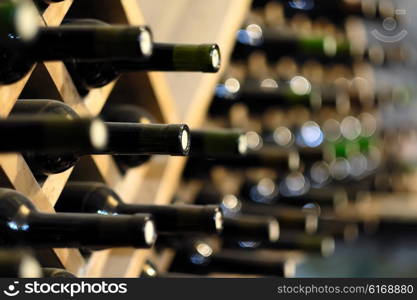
[0,0,39,44]
[63,19,221,94]
[223,233,336,257]
[240,178,348,208]
[0,188,156,248]
[0,250,42,278]
[252,0,397,22]
[194,185,319,234]
[57,181,223,235]
[11,100,190,175]
[100,105,159,170]
[0,20,152,84]
[189,129,248,158]
[0,116,107,154]
[42,268,76,278]
[233,26,348,61]
[210,79,341,116]
[221,215,280,242]
[169,241,295,277]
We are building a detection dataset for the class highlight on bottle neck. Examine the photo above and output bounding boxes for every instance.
[89,118,108,151]
[0,0,39,42]
[214,207,224,233]
[269,219,280,243]
[138,26,153,57]
[144,219,157,246]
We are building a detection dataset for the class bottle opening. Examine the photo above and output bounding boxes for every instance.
[144,220,157,246]
[181,129,190,152]
[139,29,153,57]
[238,134,248,155]
[210,47,221,69]
[15,1,39,41]
[269,219,280,242]
[214,209,223,232]
[90,119,108,150]
[321,237,336,257]
[19,255,42,278]
[283,260,296,278]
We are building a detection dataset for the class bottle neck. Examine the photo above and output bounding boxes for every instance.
[93,122,190,156]
[0,117,107,154]
[113,43,221,73]
[222,216,279,243]
[18,212,155,248]
[117,204,223,235]
[189,130,247,158]
[28,25,152,62]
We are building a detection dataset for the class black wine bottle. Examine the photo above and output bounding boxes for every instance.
[169,241,295,277]
[57,181,223,235]
[0,250,42,278]
[0,19,152,84]
[11,99,190,175]
[0,0,39,45]
[63,19,221,94]
[240,179,348,208]
[141,260,207,278]
[0,116,107,154]
[0,188,156,248]
[222,215,280,242]
[210,79,339,116]
[189,129,248,158]
[185,146,322,177]
[234,27,346,62]
[252,0,396,22]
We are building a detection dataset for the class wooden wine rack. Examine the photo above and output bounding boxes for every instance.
[0,0,251,277]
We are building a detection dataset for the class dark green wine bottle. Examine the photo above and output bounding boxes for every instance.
[113,43,221,72]
[63,19,220,94]
[189,129,247,158]
[168,241,295,277]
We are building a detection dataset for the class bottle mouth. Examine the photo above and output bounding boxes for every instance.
[15,0,39,41]
[210,46,221,70]
[214,209,224,232]
[90,119,108,150]
[19,254,42,278]
[238,134,248,155]
[139,29,153,57]
[269,219,280,242]
[144,220,157,246]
